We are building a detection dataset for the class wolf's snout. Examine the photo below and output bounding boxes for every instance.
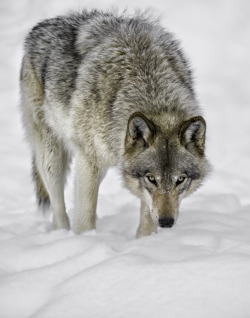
[159,217,174,228]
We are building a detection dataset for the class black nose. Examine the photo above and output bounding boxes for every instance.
[159,217,175,228]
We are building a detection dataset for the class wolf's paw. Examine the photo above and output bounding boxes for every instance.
[53,214,70,231]
[136,225,157,238]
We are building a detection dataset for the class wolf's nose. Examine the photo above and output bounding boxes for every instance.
[159,217,174,228]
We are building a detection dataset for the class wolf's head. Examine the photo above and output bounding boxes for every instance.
[122,112,209,228]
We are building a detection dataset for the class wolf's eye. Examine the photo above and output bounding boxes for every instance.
[176,176,186,186]
[147,175,157,185]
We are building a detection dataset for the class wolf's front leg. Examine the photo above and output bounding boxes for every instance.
[136,200,157,238]
[74,151,104,234]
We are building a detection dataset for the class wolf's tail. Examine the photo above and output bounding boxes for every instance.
[32,158,50,212]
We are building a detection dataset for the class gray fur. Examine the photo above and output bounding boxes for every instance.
[20,10,210,237]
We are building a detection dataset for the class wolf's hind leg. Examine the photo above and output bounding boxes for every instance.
[20,55,70,230]
[34,132,71,230]
[32,157,50,211]
[136,201,157,238]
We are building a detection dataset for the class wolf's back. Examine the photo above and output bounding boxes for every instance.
[21,10,200,158]
[23,13,89,101]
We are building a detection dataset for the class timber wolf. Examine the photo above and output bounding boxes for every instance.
[20,10,210,237]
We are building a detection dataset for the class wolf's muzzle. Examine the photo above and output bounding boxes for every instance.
[159,217,174,228]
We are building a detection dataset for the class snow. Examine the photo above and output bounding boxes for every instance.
[0,0,250,317]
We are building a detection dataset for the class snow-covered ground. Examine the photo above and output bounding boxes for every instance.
[0,0,250,317]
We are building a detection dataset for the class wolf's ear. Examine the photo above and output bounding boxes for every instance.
[126,112,156,149]
[179,116,206,155]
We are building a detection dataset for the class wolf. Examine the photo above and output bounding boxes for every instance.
[20,10,210,237]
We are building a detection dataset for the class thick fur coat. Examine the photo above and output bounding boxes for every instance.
[20,10,209,237]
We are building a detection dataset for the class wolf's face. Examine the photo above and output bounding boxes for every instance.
[122,112,209,228]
